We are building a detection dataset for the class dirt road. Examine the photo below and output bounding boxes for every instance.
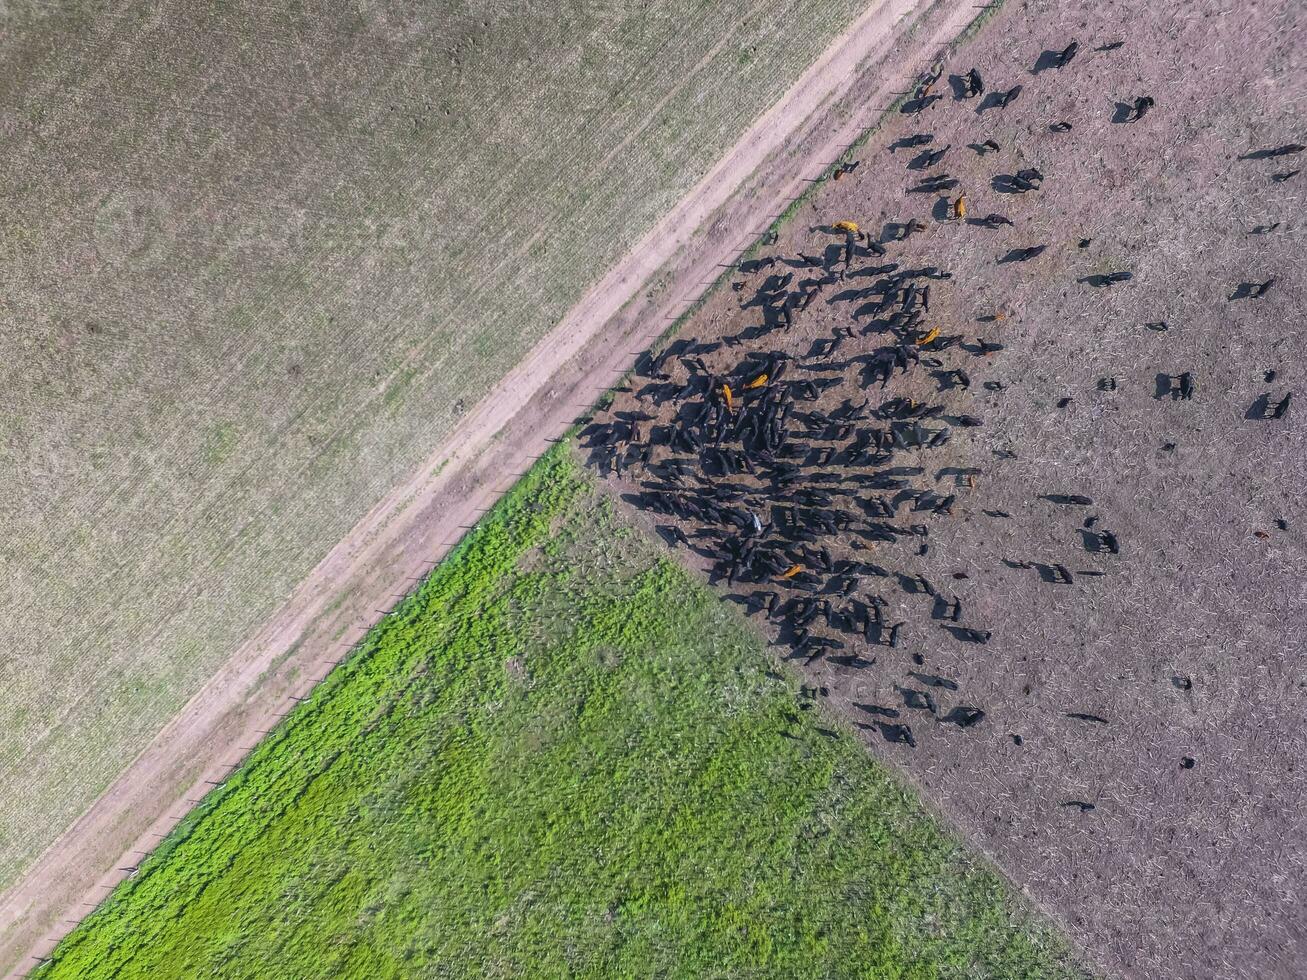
[0,0,991,973]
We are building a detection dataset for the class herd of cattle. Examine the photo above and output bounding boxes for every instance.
[581,42,1299,754]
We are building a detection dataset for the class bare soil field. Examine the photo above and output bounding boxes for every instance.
[0,0,894,907]
[1,0,992,972]
[587,0,1306,976]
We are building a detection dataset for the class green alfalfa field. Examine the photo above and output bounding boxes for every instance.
[32,450,1089,979]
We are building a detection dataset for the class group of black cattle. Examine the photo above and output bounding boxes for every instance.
[582,42,1299,754]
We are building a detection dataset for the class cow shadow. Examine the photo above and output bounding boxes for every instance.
[1031,49,1065,73]
[1111,101,1136,124]
[1239,145,1303,160]
[900,94,943,114]
[1229,281,1273,301]
[1077,272,1131,287]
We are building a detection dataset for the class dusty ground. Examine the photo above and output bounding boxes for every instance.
[0,0,989,973]
[588,1,1306,977]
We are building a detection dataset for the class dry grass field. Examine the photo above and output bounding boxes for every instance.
[0,0,893,896]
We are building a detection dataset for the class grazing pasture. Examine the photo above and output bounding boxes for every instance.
[585,0,1306,975]
[30,452,1088,980]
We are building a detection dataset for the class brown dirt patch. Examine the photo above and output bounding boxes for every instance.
[586,1,1306,976]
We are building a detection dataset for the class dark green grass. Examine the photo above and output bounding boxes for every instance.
[35,450,1088,979]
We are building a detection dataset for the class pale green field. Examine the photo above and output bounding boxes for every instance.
[32,451,1089,979]
[0,0,881,890]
